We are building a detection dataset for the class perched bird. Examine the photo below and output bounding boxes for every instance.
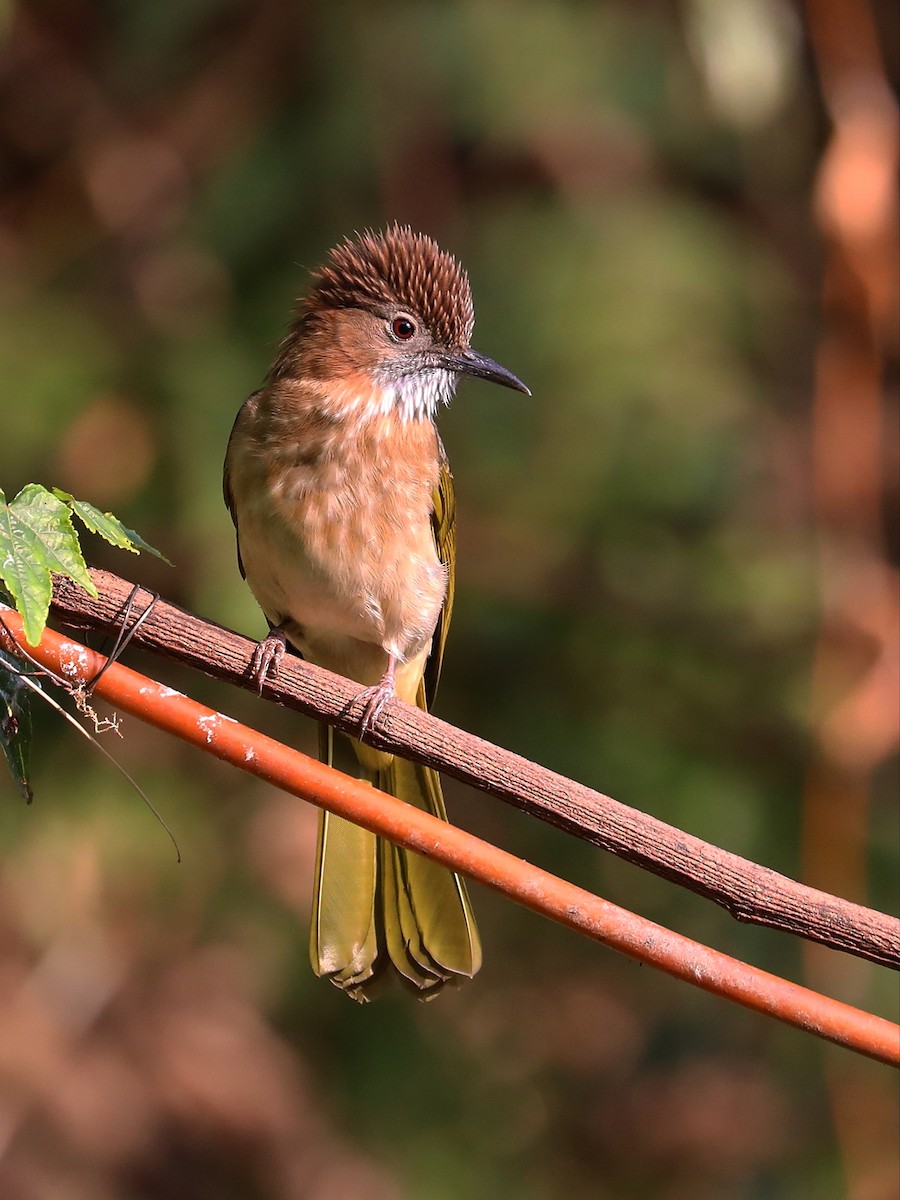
[224,225,529,1001]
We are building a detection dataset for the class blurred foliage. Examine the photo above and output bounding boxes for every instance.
[0,2,898,1199]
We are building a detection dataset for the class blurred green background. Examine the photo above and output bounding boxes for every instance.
[1,2,897,1197]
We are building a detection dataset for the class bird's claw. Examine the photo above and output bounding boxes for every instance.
[356,675,395,737]
[250,627,287,692]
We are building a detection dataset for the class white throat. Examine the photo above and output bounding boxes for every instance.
[376,367,457,422]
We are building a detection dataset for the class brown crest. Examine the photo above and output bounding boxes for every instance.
[305,224,475,348]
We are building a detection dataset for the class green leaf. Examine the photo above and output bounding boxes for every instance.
[0,648,34,802]
[1,484,169,647]
[0,488,51,646]
[0,485,98,645]
[52,489,172,564]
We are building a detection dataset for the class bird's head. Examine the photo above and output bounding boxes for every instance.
[272,224,530,421]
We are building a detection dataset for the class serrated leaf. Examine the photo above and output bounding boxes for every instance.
[0,485,99,644]
[4,485,99,646]
[0,487,55,645]
[11,486,97,587]
[0,649,34,802]
[53,489,172,565]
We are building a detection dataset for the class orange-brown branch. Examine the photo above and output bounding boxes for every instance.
[2,605,897,1066]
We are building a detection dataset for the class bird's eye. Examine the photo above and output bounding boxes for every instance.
[391,315,417,340]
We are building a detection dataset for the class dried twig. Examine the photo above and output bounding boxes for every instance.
[46,568,900,971]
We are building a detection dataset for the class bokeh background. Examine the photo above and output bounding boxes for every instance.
[1,2,898,1197]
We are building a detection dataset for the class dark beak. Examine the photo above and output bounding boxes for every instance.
[443,348,531,396]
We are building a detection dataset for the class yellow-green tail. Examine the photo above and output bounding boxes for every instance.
[309,721,481,1002]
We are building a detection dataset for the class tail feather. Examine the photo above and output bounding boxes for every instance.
[309,724,386,998]
[309,716,481,1002]
[382,755,480,983]
[380,838,447,995]
[310,808,383,995]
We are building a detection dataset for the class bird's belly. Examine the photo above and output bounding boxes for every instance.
[236,482,445,685]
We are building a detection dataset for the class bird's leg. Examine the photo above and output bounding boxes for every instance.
[355,654,397,737]
[250,622,289,692]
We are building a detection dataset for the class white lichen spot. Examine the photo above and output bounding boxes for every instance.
[58,643,91,679]
[197,714,219,744]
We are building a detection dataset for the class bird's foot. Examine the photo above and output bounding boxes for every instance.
[355,660,397,737]
[250,626,288,692]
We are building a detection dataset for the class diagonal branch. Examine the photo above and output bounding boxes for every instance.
[48,568,900,970]
[2,603,897,1065]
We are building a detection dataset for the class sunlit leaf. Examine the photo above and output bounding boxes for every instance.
[0,487,51,647]
[0,485,97,645]
[52,489,172,564]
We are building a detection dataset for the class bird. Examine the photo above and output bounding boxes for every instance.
[223,224,529,1001]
